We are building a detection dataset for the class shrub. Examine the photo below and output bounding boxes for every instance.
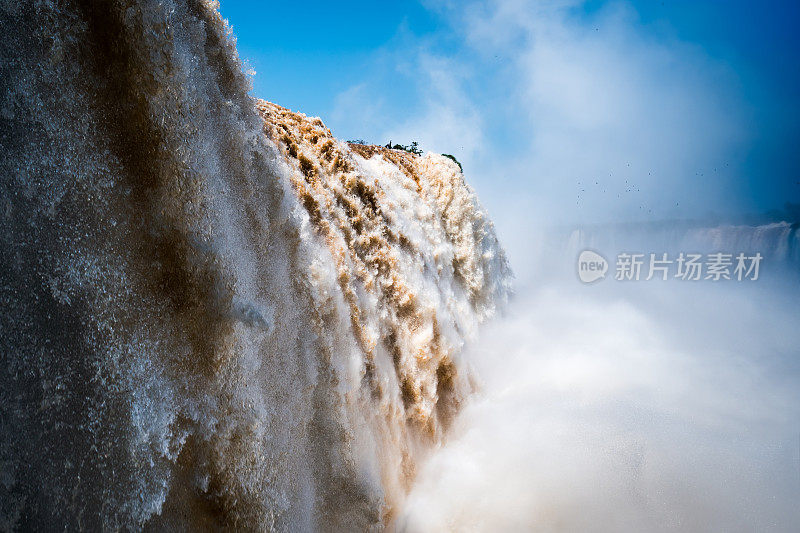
[389,141,423,156]
[442,154,463,172]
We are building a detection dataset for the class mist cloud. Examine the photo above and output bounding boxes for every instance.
[330,0,750,274]
[398,284,800,531]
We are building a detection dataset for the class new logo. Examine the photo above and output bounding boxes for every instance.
[577,250,608,283]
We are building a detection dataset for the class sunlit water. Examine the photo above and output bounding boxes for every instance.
[2,1,798,530]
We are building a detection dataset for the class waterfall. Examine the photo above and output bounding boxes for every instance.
[0,1,511,529]
[568,221,799,263]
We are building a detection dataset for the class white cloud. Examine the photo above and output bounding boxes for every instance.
[330,50,485,161]
[330,83,389,140]
[329,0,750,273]
[382,53,486,157]
[465,0,747,221]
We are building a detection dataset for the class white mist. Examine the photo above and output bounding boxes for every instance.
[400,275,800,531]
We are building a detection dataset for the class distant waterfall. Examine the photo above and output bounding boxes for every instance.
[561,221,800,278]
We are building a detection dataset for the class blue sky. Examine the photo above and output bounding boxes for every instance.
[220,0,800,227]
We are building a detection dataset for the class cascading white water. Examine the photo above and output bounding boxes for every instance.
[0,1,510,530]
[399,229,800,532]
[3,1,798,532]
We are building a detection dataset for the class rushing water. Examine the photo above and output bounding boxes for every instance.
[401,226,800,532]
[0,1,510,529]
[3,1,799,532]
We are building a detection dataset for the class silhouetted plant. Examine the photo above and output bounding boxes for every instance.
[388,141,424,156]
[442,154,463,172]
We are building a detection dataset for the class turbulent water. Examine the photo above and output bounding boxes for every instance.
[0,1,510,530]
[393,212,800,531]
[4,2,799,532]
